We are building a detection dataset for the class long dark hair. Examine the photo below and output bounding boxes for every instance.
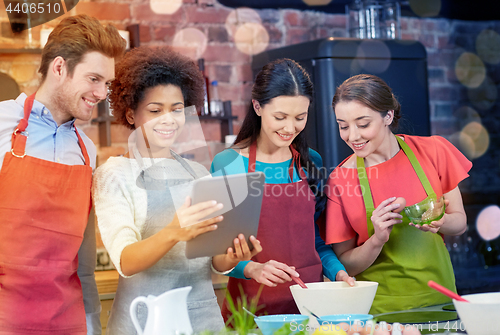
[235,58,321,191]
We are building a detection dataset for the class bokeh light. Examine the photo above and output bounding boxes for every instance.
[356,40,391,74]
[149,0,182,15]
[450,131,475,159]
[409,0,441,17]
[331,40,360,74]
[302,0,332,5]
[451,121,489,159]
[455,52,486,89]
[467,76,498,111]
[476,29,500,65]
[225,8,262,37]
[234,22,269,56]
[476,205,500,241]
[172,28,208,60]
[453,106,482,130]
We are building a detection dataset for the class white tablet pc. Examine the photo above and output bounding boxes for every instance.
[185,171,265,259]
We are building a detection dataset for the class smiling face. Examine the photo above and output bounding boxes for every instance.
[126,84,186,158]
[53,51,115,123]
[335,100,394,159]
[255,95,310,151]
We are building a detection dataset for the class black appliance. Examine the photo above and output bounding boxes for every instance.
[252,37,430,172]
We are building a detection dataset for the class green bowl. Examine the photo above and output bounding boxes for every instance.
[404,195,445,225]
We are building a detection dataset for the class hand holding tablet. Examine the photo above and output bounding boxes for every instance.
[185,172,266,259]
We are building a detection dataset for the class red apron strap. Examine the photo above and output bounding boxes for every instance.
[10,93,36,158]
[249,141,257,173]
[74,128,91,167]
[17,93,33,132]
[249,141,306,181]
[10,93,90,166]
[289,145,307,181]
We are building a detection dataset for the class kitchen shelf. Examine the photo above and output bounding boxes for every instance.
[199,115,237,121]
[91,101,115,147]
[198,101,237,141]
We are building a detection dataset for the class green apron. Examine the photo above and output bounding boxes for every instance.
[355,136,456,314]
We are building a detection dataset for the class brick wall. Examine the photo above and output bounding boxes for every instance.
[1,1,499,194]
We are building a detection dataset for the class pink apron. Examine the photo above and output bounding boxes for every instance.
[222,142,323,321]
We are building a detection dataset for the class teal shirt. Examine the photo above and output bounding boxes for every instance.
[210,148,345,280]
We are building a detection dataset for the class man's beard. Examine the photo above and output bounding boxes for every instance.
[51,85,77,120]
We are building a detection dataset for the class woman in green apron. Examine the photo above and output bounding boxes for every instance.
[318,74,472,314]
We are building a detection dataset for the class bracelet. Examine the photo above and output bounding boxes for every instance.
[211,262,235,275]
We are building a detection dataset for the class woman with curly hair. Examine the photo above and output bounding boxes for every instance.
[92,46,261,334]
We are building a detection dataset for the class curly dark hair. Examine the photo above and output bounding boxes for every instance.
[109,46,205,129]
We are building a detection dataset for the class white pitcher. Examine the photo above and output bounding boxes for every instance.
[130,286,193,335]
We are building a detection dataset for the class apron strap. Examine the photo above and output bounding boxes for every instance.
[395,136,436,198]
[357,134,437,236]
[289,145,307,180]
[10,93,35,158]
[171,150,198,179]
[74,128,91,167]
[248,141,258,173]
[133,143,198,180]
[11,93,90,166]
[248,141,305,181]
[356,156,376,236]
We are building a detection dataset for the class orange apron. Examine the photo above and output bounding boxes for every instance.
[222,143,323,321]
[0,93,92,334]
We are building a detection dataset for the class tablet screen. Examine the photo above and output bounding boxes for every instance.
[185,171,265,259]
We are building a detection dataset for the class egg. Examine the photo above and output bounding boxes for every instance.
[312,324,347,335]
[345,320,373,335]
[391,197,406,214]
[402,325,422,335]
[345,323,364,335]
[346,325,370,335]
[373,322,391,335]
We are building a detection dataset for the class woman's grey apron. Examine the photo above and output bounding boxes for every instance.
[106,149,224,335]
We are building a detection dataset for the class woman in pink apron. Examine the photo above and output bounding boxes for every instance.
[211,59,354,321]
[319,74,472,314]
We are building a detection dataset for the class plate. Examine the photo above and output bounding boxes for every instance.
[375,311,458,324]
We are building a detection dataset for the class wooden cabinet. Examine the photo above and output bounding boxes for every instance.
[95,270,119,333]
[100,299,114,331]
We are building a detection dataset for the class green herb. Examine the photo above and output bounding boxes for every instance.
[273,319,309,335]
[224,283,265,335]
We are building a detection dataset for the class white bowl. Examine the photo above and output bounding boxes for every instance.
[453,292,500,335]
[290,281,378,316]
